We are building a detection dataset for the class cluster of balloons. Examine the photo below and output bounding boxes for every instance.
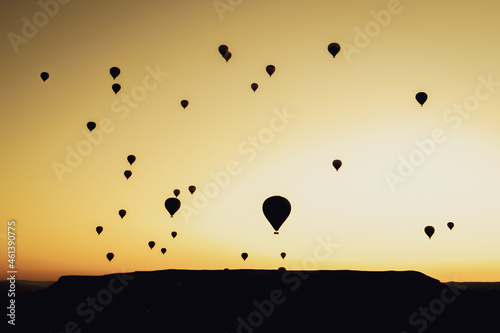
[110,67,121,94]
[124,155,136,180]
[218,45,232,62]
[424,222,454,239]
[240,252,286,261]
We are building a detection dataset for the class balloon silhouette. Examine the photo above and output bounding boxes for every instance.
[171,231,177,239]
[332,159,342,171]
[161,248,166,255]
[223,51,232,62]
[109,67,120,80]
[262,196,291,234]
[218,45,228,58]
[251,83,258,92]
[327,43,341,58]
[118,209,126,219]
[148,241,155,249]
[181,100,189,109]
[127,155,136,165]
[87,122,96,132]
[40,72,49,82]
[112,83,121,94]
[241,252,248,261]
[188,185,196,194]
[165,197,181,217]
[280,252,286,259]
[124,170,132,180]
[447,222,454,230]
[416,92,428,107]
[174,189,180,197]
[106,252,114,262]
[424,226,435,239]
[266,65,275,77]
[96,226,103,235]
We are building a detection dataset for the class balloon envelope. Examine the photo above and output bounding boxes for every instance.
[447,222,454,230]
[280,252,286,259]
[332,159,342,171]
[251,83,258,92]
[241,252,248,261]
[119,209,126,219]
[188,185,196,194]
[40,72,49,82]
[181,100,189,109]
[124,170,132,179]
[106,252,114,262]
[218,45,228,57]
[416,92,428,106]
[109,67,120,79]
[96,226,103,235]
[266,65,275,77]
[424,226,435,239]
[161,248,166,254]
[165,197,181,217]
[112,83,121,94]
[171,231,177,239]
[174,189,180,197]
[87,122,96,132]
[127,155,136,165]
[148,241,155,249]
[262,196,291,234]
[327,43,341,58]
[223,51,232,62]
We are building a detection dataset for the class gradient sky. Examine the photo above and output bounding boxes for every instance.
[1,0,500,282]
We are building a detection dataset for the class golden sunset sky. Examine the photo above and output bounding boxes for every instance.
[1,0,500,282]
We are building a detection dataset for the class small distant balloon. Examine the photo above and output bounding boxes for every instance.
[161,248,166,255]
[280,252,286,259]
[106,252,114,262]
[181,100,189,109]
[416,92,428,107]
[241,252,248,261]
[124,170,132,180]
[127,155,136,165]
[188,185,196,194]
[447,222,454,230]
[112,83,121,94]
[109,67,120,80]
[40,72,49,82]
[251,83,258,92]
[266,65,275,77]
[424,226,435,239]
[165,197,181,217]
[148,241,155,249]
[96,226,103,235]
[223,51,232,62]
[87,122,96,132]
[174,189,180,197]
[171,231,177,239]
[332,159,342,171]
[218,45,229,58]
[327,43,341,58]
[119,209,126,219]
[263,196,291,234]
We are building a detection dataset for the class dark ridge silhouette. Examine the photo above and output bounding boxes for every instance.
[16,270,500,332]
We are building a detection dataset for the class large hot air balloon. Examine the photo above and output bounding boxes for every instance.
[109,67,120,80]
[106,252,114,262]
[171,231,177,239]
[148,241,155,249]
[218,45,229,58]
[174,189,180,197]
[327,43,341,58]
[251,83,258,92]
[112,83,121,94]
[223,51,232,62]
[188,185,196,194]
[241,252,248,261]
[181,100,189,109]
[447,222,454,230]
[127,155,136,165]
[266,65,275,77]
[161,248,166,255]
[424,226,435,239]
[124,170,132,180]
[416,92,427,107]
[165,197,181,217]
[262,196,291,234]
[87,122,96,132]
[40,72,49,82]
[332,159,342,171]
[96,226,103,235]
[280,252,286,259]
[119,209,126,219]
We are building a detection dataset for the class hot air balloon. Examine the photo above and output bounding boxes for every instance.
[165,197,181,217]
[112,83,121,94]
[40,72,49,82]
[109,67,120,80]
[327,43,341,58]
[87,122,96,132]
[332,159,342,171]
[161,248,166,255]
[447,222,454,230]
[127,155,136,165]
[119,209,126,219]
[96,226,103,235]
[148,241,155,249]
[218,45,229,58]
[266,65,275,77]
[424,226,435,239]
[181,100,189,109]
[124,170,132,179]
[416,92,427,107]
[106,252,114,262]
[262,196,291,234]
[171,231,177,239]
[188,185,196,194]
[223,51,232,62]
[280,252,286,259]
[241,252,248,261]
[174,189,180,197]
[251,83,258,92]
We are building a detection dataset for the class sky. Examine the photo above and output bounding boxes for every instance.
[1,0,500,282]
